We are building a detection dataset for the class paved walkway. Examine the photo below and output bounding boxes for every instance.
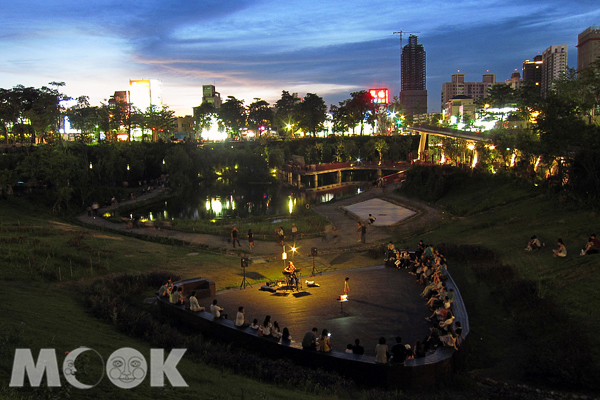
[77,183,443,260]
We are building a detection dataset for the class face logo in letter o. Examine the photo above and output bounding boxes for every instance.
[107,348,147,389]
[62,347,105,389]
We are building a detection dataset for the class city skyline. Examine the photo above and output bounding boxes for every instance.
[1,0,598,116]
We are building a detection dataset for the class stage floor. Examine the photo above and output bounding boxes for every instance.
[343,198,416,226]
[214,266,431,356]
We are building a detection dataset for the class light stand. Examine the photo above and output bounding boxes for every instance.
[240,257,251,289]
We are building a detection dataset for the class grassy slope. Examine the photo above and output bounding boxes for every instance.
[395,176,600,382]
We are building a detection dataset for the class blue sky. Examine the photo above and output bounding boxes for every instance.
[1,0,598,115]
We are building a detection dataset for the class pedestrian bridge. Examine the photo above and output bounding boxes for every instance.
[279,161,409,191]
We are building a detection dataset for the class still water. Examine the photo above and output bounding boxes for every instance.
[132,183,369,221]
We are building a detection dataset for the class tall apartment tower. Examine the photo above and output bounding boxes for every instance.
[577,27,600,71]
[400,35,427,115]
[541,45,568,98]
[522,55,543,87]
[440,73,498,111]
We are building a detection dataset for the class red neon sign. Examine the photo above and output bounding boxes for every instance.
[369,88,389,104]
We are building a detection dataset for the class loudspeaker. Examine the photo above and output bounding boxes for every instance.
[241,257,249,269]
[311,247,318,257]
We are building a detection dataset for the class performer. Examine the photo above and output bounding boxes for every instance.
[344,277,350,296]
[283,261,296,276]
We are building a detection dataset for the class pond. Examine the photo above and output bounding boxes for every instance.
[129,182,370,222]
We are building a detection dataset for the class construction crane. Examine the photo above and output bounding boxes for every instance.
[393,30,420,49]
[393,30,421,92]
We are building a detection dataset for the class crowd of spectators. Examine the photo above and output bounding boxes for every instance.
[382,240,465,362]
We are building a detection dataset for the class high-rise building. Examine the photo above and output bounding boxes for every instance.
[577,26,600,71]
[400,35,427,115]
[202,85,222,109]
[440,73,499,111]
[129,79,163,111]
[541,45,567,98]
[522,55,543,87]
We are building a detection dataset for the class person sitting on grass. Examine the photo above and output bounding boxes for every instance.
[552,238,567,258]
[525,235,543,251]
[581,234,600,256]
[189,291,205,312]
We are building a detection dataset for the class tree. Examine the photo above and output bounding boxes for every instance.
[374,138,389,164]
[247,99,273,136]
[218,96,246,139]
[194,102,217,139]
[274,91,301,136]
[347,90,376,136]
[297,93,327,137]
[66,96,101,142]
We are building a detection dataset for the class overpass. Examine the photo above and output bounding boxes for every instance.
[408,124,492,160]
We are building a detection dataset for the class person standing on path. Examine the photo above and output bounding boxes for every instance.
[231,226,241,248]
[344,277,350,296]
[247,229,254,249]
[360,223,367,243]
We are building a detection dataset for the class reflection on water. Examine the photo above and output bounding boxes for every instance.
[132,183,368,221]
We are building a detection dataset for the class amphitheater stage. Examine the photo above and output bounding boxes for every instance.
[213,265,432,356]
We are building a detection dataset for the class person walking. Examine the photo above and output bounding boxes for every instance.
[231,226,241,248]
[360,223,367,243]
[344,277,350,296]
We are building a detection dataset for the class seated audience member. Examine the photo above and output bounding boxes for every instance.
[158,281,170,297]
[272,321,282,338]
[525,235,543,251]
[453,321,464,344]
[170,286,184,305]
[345,344,354,354]
[189,291,205,312]
[319,329,332,352]
[552,238,567,257]
[440,333,458,350]
[353,338,365,355]
[302,328,319,351]
[235,306,249,327]
[261,315,273,336]
[438,311,455,332]
[375,337,389,363]
[423,326,442,352]
[414,341,426,358]
[250,318,260,330]
[405,344,414,360]
[210,299,227,319]
[581,234,600,255]
[281,327,292,342]
[391,337,408,364]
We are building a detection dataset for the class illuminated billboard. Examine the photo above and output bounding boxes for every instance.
[369,88,389,104]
